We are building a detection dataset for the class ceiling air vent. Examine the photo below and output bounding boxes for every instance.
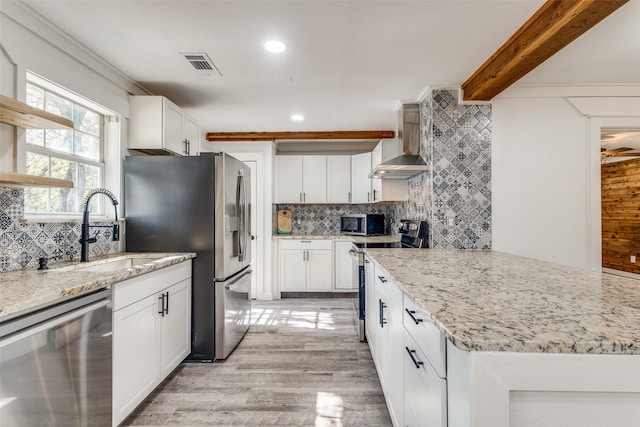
[181,53,221,76]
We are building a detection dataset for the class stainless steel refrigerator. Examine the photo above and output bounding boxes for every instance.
[124,153,251,361]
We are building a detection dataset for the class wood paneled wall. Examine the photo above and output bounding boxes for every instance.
[601,158,640,275]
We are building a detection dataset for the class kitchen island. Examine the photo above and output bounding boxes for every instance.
[363,249,640,427]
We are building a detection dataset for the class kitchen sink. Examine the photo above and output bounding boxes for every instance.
[49,256,166,273]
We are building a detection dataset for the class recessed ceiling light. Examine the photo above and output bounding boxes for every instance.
[265,40,286,53]
[291,114,304,121]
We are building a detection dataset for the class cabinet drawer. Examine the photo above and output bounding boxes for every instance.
[113,261,192,311]
[278,239,332,250]
[403,295,446,378]
[404,330,447,427]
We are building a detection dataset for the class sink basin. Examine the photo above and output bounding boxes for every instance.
[49,256,165,273]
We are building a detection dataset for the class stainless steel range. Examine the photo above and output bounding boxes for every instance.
[353,219,428,341]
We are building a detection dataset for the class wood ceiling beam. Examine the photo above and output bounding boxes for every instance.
[206,130,395,142]
[461,0,629,101]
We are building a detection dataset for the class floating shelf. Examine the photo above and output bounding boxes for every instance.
[0,95,73,129]
[0,172,73,188]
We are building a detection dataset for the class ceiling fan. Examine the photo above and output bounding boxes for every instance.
[600,147,640,157]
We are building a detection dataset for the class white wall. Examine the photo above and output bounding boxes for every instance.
[492,87,640,270]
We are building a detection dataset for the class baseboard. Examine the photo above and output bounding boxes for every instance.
[281,292,358,298]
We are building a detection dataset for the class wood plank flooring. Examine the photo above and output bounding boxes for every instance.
[121,298,392,426]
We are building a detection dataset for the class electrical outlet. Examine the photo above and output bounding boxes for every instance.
[631,255,637,264]
[447,217,455,229]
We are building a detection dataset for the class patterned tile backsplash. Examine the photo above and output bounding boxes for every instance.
[277,89,492,249]
[0,187,121,272]
[274,204,396,235]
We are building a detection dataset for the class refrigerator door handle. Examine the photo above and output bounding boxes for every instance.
[236,172,244,261]
[241,171,248,262]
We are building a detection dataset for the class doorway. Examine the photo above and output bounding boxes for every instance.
[599,128,640,277]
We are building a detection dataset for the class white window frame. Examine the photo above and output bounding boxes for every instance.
[23,72,119,220]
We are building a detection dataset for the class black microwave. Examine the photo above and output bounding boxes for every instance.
[340,214,385,236]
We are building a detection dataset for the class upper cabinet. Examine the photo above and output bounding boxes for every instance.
[370,140,408,202]
[351,152,372,203]
[128,96,200,156]
[275,156,327,203]
[326,155,351,203]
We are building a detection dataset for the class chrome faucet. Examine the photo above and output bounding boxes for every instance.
[79,188,120,262]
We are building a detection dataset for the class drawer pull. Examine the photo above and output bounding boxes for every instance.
[378,275,387,283]
[405,308,423,325]
[405,346,424,369]
[379,299,387,328]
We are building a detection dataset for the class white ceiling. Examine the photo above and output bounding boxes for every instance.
[15,0,640,137]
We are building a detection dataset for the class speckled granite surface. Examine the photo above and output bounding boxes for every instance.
[364,249,640,355]
[273,234,400,244]
[0,252,196,322]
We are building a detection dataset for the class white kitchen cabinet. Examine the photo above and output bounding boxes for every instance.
[333,240,357,291]
[373,266,404,427]
[275,156,327,203]
[351,152,372,203]
[275,156,304,203]
[128,96,200,156]
[326,155,352,203]
[370,139,408,202]
[302,156,327,203]
[183,114,201,156]
[364,254,377,352]
[278,239,332,292]
[404,330,447,427]
[112,261,192,426]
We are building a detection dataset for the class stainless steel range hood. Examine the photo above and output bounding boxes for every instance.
[369,103,428,179]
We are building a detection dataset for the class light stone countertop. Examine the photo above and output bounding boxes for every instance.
[273,234,400,244]
[0,252,196,322]
[364,249,640,355]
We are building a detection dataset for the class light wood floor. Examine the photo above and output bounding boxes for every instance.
[121,298,392,426]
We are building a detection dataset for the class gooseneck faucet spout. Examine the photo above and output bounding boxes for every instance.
[79,188,120,262]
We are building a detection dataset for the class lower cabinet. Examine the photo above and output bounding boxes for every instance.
[372,266,404,427]
[112,261,192,426]
[404,330,447,427]
[334,240,357,291]
[367,257,447,427]
[279,239,332,292]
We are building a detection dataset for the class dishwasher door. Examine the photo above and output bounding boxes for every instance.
[0,289,112,427]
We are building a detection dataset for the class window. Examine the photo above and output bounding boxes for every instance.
[24,76,108,216]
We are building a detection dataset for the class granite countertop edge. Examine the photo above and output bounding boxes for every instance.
[363,248,640,356]
[0,252,196,322]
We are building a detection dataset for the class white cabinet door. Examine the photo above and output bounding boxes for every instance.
[276,156,304,203]
[364,255,377,351]
[113,294,160,425]
[279,249,306,291]
[370,139,408,202]
[351,152,372,203]
[184,114,201,156]
[404,330,447,427]
[387,281,405,427]
[302,156,327,203]
[307,249,332,291]
[334,241,356,291]
[327,156,352,203]
[163,99,185,155]
[371,143,383,202]
[159,278,192,378]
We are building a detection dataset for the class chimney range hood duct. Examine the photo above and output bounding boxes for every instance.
[369,103,428,180]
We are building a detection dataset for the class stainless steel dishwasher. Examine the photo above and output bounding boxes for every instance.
[0,288,112,426]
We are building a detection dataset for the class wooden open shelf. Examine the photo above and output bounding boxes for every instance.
[0,172,73,188]
[0,95,73,129]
